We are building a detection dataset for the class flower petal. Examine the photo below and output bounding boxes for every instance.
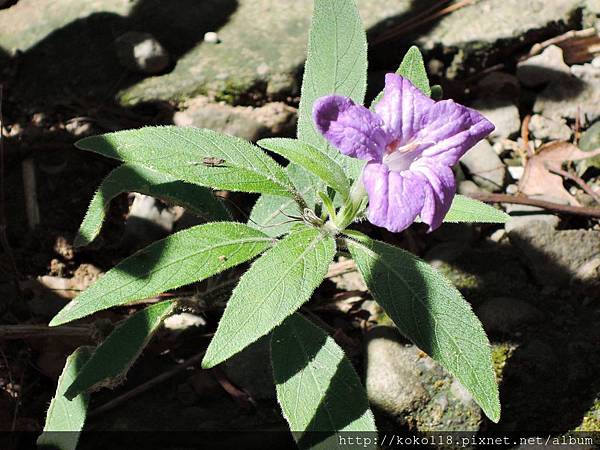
[313,95,389,161]
[412,162,456,231]
[375,73,435,141]
[415,100,495,167]
[363,162,426,233]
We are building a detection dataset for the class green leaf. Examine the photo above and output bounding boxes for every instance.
[272,313,376,449]
[249,164,320,237]
[50,223,273,326]
[371,45,431,107]
[444,195,509,223]
[65,301,176,400]
[398,46,431,97]
[76,126,296,197]
[345,232,500,423]
[202,227,336,368]
[258,138,351,200]
[38,347,93,450]
[297,0,367,179]
[75,164,231,248]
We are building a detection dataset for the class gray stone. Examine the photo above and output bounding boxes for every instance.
[424,241,469,269]
[416,0,581,77]
[578,121,600,174]
[365,326,482,431]
[173,96,296,141]
[457,180,485,196]
[472,99,521,141]
[528,114,572,142]
[115,31,170,74]
[364,327,430,419]
[477,72,520,100]
[505,201,560,233]
[517,45,571,87]
[222,335,274,400]
[203,31,219,44]
[535,63,600,124]
[460,140,508,192]
[123,193,176,248]
[163,313,206,331]
[508,221,600,286]
[477,297,544,334]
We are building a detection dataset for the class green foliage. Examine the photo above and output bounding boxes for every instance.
[398,46,431,97]
[38,347,93,450]
[258,138,351,200]
[249,164,320,237]
[345,231,500,423]
[76,126,297,197]
[65,301,176,400]
[372,45,431,107]
[50,223,273,326]
[444,195,510,223]
[271,313,376,450]
[202,227,335,368]
[297,0,367,179]
[74,164,230,248]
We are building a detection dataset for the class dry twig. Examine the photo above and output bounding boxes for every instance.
[468,193,600,218]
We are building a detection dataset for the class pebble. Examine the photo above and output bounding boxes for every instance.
[516,45,571,87]
[476,297,544,333]
[528,114,572,142]
[472,99,521,142]
[460,140,508,192]
[115,32,170,74]
[203,32,220,44]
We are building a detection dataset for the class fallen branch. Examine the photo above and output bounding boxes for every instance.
[468,193,600,218]
[547,166,600,205]
[0,324,94,340]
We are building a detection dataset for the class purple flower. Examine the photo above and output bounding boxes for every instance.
[313,73,494,233]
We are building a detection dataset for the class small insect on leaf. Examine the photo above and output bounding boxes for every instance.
[202,157,227,167]
[218,255,227,262]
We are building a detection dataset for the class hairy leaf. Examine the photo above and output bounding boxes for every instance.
[371,45,431,107]
[249,164,320,237]
[272,313,376,449]
[443,195,509,223]
[202,227,335,368]
[65,301,176,400]
[38,347,93,450]
[345,232,500,423]
[50,223,273,326]
[297,0,367,179]
[76,126,296,197]
[258,138,351,200]
[75,164,230,247]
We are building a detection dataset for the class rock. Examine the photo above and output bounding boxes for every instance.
[222,335,275,400]
[508,221,600,286]
[528,114,572,142]
[460,140,508,192]
[416,0,581,78]
[458,180,485,196]
[163,313,206,331]
[477,72,520,100]
[115,31,170,74]
[1,0,584,107]
[203,31,219,44]
[365,326,482,431]
[472,99,521,142]
[507,166,524,181]
[535,63,600,124]
[505,202,560,233]
[123,193,177,248]
[173,96,296,141]
[477,297,544,334]
[424,242,469,269]
[517,45,571,87]
[364,327,430,419]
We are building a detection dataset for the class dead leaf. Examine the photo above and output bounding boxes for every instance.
[519,141,600,205]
